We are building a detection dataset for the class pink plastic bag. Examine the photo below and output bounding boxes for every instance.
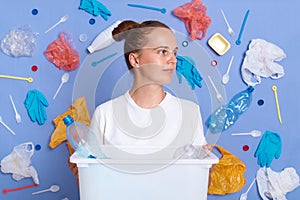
[173,0,211,40]
[44,32,80,71]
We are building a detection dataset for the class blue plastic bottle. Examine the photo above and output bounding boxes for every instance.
[63,115,106,158]
[206,86,254,133]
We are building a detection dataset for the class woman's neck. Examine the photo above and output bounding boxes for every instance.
[129,84,166,109]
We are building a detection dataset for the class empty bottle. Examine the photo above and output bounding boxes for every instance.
[206,86,254,133]
[63,115,106,158]
[87,20,121,53]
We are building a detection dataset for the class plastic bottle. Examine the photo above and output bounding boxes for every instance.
[63,115,106,158]
[87,20,122,53]
[206,86,254,133]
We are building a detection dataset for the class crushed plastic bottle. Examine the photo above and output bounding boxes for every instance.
[206,86,254,133]
[63,115,107,158]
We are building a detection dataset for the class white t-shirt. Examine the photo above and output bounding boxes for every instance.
[90,91,206,148]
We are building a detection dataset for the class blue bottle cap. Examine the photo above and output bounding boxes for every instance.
[63,115,74,126]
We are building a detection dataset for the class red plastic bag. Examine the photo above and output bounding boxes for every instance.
[44,32,80,71]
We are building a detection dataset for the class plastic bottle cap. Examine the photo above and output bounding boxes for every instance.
[63,115,74,126]
[79,34,87,42]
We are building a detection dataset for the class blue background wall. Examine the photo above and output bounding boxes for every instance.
[0,0,299,199]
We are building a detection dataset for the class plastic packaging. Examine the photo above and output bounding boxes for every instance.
[87,20,121,53]
[0,25,38,57]
[63,115,106,158]
[206,86,254,133]
[0,142,39,184]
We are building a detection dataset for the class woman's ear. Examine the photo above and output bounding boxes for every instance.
[128,52,140,68]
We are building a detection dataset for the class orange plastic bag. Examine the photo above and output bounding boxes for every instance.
[208,145,246,195]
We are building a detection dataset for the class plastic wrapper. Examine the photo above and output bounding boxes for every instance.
[0,25,38,57]
[208,145,246,195]
[44,32,80,71]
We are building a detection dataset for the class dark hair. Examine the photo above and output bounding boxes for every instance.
[112,20,171,70]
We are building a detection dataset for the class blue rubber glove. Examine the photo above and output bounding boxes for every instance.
[24,90,48,125]
[79,0,111,21]
[254,130,282,167]
[176,55,202,90]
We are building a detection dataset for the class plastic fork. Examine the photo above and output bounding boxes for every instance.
[9,95,21,123]
[45,15,69,33]
[221,9,235,37]
[208,75,223,102]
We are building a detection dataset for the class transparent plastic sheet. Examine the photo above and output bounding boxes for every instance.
[0,25,38,57]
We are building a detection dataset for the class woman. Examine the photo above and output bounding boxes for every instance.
[90,20,210,152]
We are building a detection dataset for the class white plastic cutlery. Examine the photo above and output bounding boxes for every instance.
[208,75,223,102]
[53,73,69,100]
[231,130,262,137]
[9,95,22,123]
[0,116,16,135]
[221,9,235,37]
[222,56,234,85]
[32,185,60,195]
[45,15,69,33]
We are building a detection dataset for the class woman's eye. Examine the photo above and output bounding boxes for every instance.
[159,49,169,56]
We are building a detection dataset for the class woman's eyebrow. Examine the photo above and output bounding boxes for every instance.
[153,46,179,51]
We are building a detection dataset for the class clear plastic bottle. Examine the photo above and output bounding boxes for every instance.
[87,20,122,53]
[63,115,106,158]
[206,86,254,133]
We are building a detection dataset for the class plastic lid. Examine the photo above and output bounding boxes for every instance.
[63,115,74,126]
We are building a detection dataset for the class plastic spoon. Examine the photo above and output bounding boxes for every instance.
[53,73,69,100]
[32,185,60,195]
[240,178,256,200]
[208,75,223,102]
[128,4,166,14]
[45,15,69,33]
[9,95,21,123]
[221,9,235,37]
[0,116,16,135]
[0,74,33,82]
[231,130,262,137]
[222,56,234,85]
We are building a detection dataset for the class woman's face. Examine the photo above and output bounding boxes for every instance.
[132,28,178,87]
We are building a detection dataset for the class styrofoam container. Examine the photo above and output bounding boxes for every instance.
[70,146,218,200]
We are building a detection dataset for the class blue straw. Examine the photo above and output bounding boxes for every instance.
[236,9,250,45]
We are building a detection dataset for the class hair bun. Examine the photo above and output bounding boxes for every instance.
[112,20,137,41]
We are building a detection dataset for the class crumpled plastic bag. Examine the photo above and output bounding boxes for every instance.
[208,145,246,195]
[257,167,300,200]
[49,96,90,150]
[173,0,211,40]
[0,142,39,184]
[0,25,38,57]
[44,32,80,71]
[241,38,286,86]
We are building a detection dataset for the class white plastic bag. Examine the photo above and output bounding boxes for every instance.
[0,142,39,184]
